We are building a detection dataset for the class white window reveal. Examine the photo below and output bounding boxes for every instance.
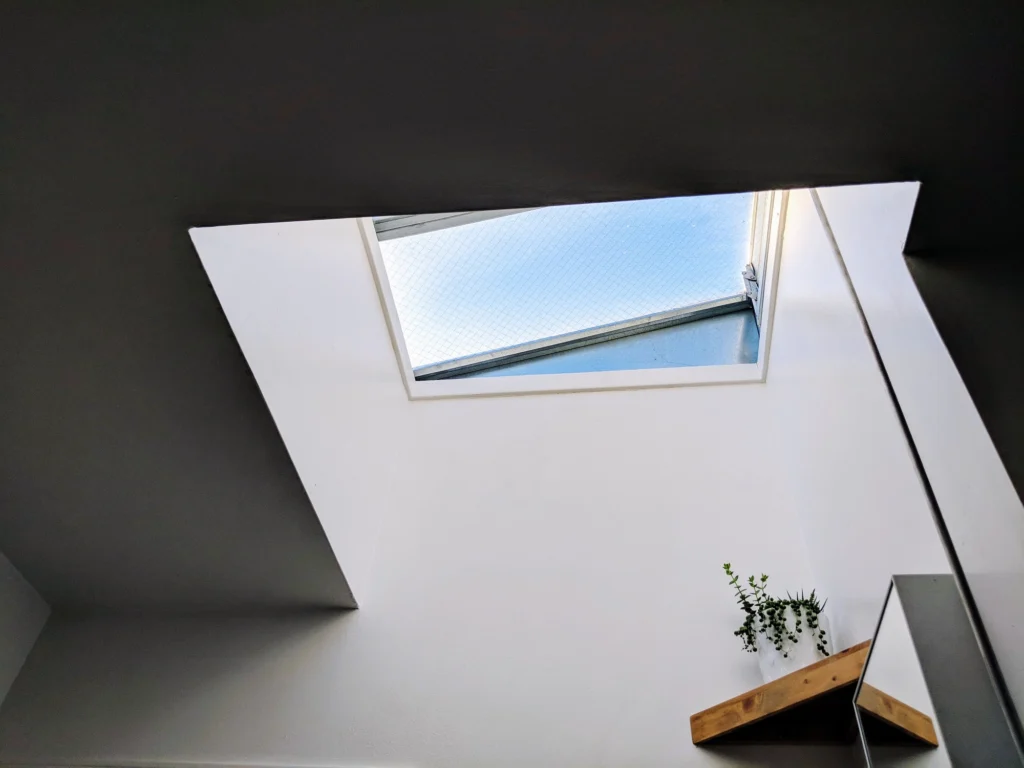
[361,190,787,398]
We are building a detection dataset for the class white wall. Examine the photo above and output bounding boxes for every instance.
[0,186,947,767]
[0,548,49,709]
[766,188,949,650]
[816,183,1024,717]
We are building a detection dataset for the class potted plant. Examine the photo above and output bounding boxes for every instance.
[723,563,832,683]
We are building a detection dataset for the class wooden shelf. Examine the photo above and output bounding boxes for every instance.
[690,641,871,745]
[858,683,939,746]
[690,640,939,747]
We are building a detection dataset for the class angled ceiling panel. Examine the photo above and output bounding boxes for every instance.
[0,2,1021,609]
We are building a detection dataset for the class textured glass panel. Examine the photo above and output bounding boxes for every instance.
[378,193,753,368]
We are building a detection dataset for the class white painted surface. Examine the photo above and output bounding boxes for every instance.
[0,548,49,708]
[816,182,1024,716]
[0,186,947,767]
[765,189,949,650]
[862,588,951,767]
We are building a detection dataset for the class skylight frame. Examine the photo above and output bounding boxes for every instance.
[373,209,536,241]
[361,190,788,400]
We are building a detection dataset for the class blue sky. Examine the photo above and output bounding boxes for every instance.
[379,193,754,368]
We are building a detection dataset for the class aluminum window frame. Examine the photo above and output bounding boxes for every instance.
[373,209,536,241]
[361,190,788,399]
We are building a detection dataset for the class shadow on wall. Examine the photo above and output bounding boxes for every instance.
[0,550,50,707]
[0,611,356,761]
[710,745,859,767]
[0,610,864,768]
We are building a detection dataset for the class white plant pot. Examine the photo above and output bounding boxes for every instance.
[755,609,832,684]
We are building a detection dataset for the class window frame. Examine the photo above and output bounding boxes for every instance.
[360,190,788,400]
[373,209,536,241]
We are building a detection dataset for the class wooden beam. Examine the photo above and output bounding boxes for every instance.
[690,640,871,744]
[857,682,939,747]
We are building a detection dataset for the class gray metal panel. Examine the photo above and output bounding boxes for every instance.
[894,574,1022,766]
[464,307,758,378]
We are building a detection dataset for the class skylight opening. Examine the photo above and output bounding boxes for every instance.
[364,190,782,387]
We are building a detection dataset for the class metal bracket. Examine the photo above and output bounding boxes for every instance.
[742,263,759,302]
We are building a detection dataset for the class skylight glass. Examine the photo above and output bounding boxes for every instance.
[377,193,754,369]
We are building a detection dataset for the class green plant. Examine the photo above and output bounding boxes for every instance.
[723,563,829,658]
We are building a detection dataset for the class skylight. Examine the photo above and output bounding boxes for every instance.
[366,191,780,385]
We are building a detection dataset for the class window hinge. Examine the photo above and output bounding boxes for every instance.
[743,263,759,302]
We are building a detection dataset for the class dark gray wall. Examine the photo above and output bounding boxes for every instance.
[0,549,50,706]
[1,2,1021,610]
[906,254,1024,504]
